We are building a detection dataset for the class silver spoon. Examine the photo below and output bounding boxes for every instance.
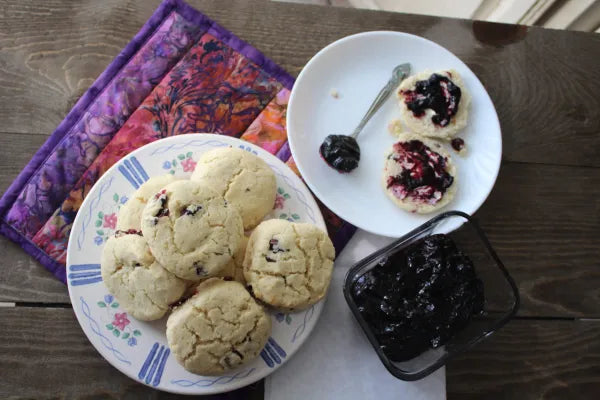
[319,63,411,173]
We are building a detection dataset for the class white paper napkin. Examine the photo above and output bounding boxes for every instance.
[265,230,446,400]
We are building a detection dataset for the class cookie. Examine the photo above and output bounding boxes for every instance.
[181,235,249,300]
[397,70,470,139]
[220,234,249,284]
[166,278,271,375]
[382,132,457,214]
[243,219,335,311]
[100,231,186,321]
[191,147,276,230]
[116,174,179,231]
[141,180,244,281]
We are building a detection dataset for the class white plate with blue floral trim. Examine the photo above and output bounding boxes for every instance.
[66,134,327,395]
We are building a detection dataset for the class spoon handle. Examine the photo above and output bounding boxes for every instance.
[351,63,411,139]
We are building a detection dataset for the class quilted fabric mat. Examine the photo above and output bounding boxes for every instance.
[0,0,356,283]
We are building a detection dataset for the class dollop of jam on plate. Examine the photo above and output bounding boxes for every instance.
[319,134,360,173]
[402,73,462,127]
[351,234,484,361]
[386,140,453,205]
[451,138,465,152]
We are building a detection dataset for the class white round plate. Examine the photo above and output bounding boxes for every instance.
[287,31,502,237]
[67,134,327,394]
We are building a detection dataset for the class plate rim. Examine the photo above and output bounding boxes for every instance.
[66,133,328,395]
[286,30,502,237]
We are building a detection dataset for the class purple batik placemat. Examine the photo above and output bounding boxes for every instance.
[0,0,356,283]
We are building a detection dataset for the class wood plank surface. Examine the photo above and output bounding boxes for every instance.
[476,162,600,317]
[0,236,69,303]
[0,0,598,312]
[0,307,263,400]
[1,158,597,318]
[195,1,600,168]
[0,0,598,165]
[1,307,598,399]
[446,318,600,399]
[0,1,599,399]
[0,133,48,192]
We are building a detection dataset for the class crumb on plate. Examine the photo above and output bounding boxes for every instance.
[388,119,403,136]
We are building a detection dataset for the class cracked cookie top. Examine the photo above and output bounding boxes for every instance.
[100,233,186,321]
[243,219,335,311]
[180,235,250,302]
[191,147,277,230]
[166,278,271,375]
[116,174,180,231]
[141,180,244,281]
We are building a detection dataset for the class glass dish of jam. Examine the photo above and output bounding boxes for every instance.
[343,211,519,381]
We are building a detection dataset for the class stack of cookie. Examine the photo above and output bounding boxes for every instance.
[383,69,470,214]
[100,147,335,375]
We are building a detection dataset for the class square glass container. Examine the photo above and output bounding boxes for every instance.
[343,211,519,381]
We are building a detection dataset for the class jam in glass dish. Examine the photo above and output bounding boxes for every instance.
[343,211,519,381]
[351,234,484,362]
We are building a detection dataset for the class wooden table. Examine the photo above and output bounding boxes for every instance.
[0,0,599,398]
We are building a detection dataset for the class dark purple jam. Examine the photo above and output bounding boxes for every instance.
[386,140,453,204]
[169,289,197,309]
[114,229,143,237]
[319,134,360,173]
[154,189,167,200]
[181,204,202,216]
[451,138,465,152]
[154,189,169,218]
[269,238,286,253]
[193,262,207,277]
[402,73,461,127]
[351,234,484,361]
[169,297,187,310]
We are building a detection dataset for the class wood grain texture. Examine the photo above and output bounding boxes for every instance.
[0,235,69,303]
[1,307,598,400]
[0,2,598,398]
[1,159,597,317]
[447,319,600,399]
[193,0,600,167]
[0,307,264,400]
[0,133,47,194]
[476,162,600,317]
[0,0,153,135]
[0,0,598,165]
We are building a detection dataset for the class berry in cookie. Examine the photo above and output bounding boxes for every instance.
[116,174,179,231]
[141,180,244,281]
[243,219,335,311]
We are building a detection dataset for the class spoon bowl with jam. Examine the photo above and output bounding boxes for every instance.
[319,63,411,173]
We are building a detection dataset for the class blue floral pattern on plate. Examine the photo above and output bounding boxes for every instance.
[67,135,328,395]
